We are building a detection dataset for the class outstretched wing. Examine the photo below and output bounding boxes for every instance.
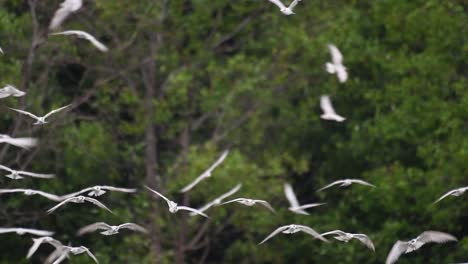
[101,186,137,193]
[220,198,245,205]
[385,241,408,264]
[119,223,148,233]
[77,222,112,236]
[255,200,276,213]
[0,189,24,194]
[417,231,457,244]
[317,180,344,192]
[47,198,75,214]
[218,183,242,201]
[292,203,326,210]
[34,191,63,202]
[433,189,458,204]
[353,234,376,251]
[288,0,302,10]
[350,179,376,188]
[284,183,300,208]
[17,171,55,179]
[84,197,114,214]
[49,0,83,30]
[23,228,55,237]
[144,186,171,204]
[296,225,328,242]
[259,226,289,245]
[177,206,209,218]
[320,230,347,237]
[27,237,62,259]
[0,137,38,150]
[84,248,99,264]
[268,0,287,10]
[0,165,14,173]
[8,108,40,120]
[328,44,343,65]
[43,104,72,119]
[320,95,338,116]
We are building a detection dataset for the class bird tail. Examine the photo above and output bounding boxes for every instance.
[326,63,336,73]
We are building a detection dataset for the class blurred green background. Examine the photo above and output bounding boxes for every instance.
[0,0,466,263]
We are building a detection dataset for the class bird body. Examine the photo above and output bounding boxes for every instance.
[385,231,457,264]
[320,95,346,122]
[268,0,302,15]
[9,104,71,125]
[259,224,328,244]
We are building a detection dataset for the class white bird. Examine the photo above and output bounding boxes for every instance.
[0,134,37,150]
[60,185,137,200]
[180,150,229,193]
[0,47,3,54]
[50,30,109,52]
[284,183,325,215]
[0,228,54,237]
[27,236,63,259]
[0,188,62,202]
[51,245,98,264]
[9,104,71,125]
[326,44,348,83]
[320,95,346,122]
[221,198,275,213]
[268,0,302,15]
[0,84,26,98]
[317,179,375,192]
[190,183,242,216]
[433,186,468,204]
[145,186,208,218]
[320,230,375,251]
[259,224,328,245]
[386,231,457,264]
[49,0,83,30]
[0,165,55,180]
[77,222,148,236]
[47,196,113,214]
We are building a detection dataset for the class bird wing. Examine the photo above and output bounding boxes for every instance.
[220,198,245,205]
[77,222,112,236]
[320,95,338,116]
[100,186,137,193]
[385,241,408,264]
[177,206,209,218]
[60,187,93,200]
[83,248,99,264]
[284,183,301,208]
[353,234,376,251]
[22,228,55,237]
[292,203,326,210]
[255,200,276,213]
[336,67,348,83]
[17,171,55,179]
[259,226,290,245]
[0,137,38,149]
[49,0,83,30]
[47,198,75,214]
[0,189,24,194]
[33,191,63,202]
[180,174,208,193]
[268,0,287,10]
[218,183,242,201]
[8,108,40,120]
[0,165,14,173]
[206,149,229,173]
[0,228,16,234]
[320,230,347,237]
[317,180,344,192]
[350,179,376,188]
[433,189,458,204]
[27,237,47,259]
[83,197,113,214]
[118,223,148,233]
[296,225,328,242]
[417,231,457,244]
[328,44,343,65]
[288,0,302,10]
[83,33,109,52]
[144,186,171,204]
[43,104,72,119]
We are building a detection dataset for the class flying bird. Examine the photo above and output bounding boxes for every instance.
[284,183,325,215]
[0,165,54,180]
[190,183,242,216]
[50,30,108,52]
[0,84,26,98]
[317,179,375,192]
[77,222,148,236]
[320,95,346,122]
[60,185,137,200]
[0,188,62,202]
[51,245,98,264]
[259,224,328,245]
[180,150,229,193]
[47,196,113,214]
[221,198,275,213]
[27,236,63,259]
[49,0,83,30]
[326,44,348,83]
[433,186,468,204]
[320,230,375,251]
[145,186,208,218]
[386,231,457,264]
[0,134,37,150]
[268,0,302,15]
[9,104,71,125]
[0,228,54,237]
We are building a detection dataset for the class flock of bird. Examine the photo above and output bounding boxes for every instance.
[0,0,465,263]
